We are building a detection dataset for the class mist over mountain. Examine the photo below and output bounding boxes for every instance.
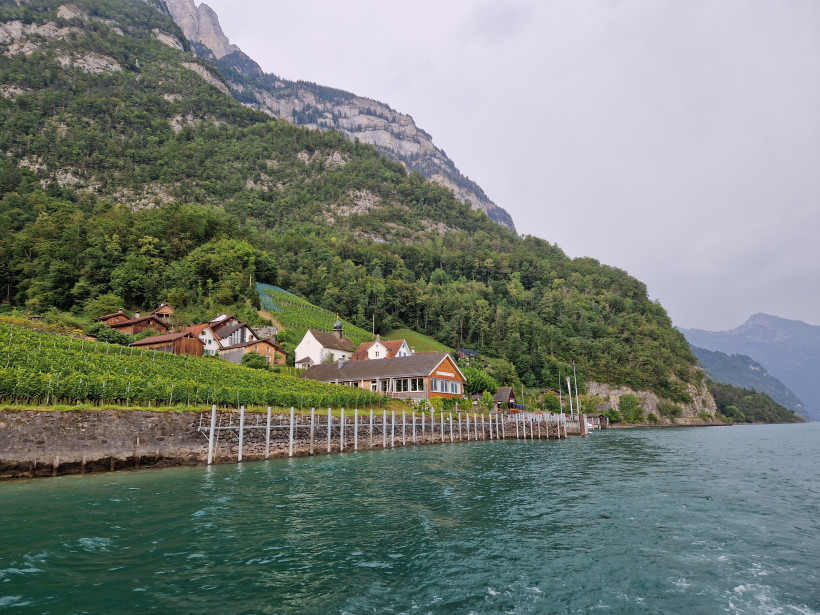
[162,0,516,231]
[681,314,820,421]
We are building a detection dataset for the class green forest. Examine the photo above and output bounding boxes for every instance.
[708,381,803,424]
[0,0,701,402]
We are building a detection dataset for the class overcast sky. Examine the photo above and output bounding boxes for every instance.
[204,0,820,331]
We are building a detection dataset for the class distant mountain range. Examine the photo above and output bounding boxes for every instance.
[680,314,820,421]
[162,0,516,231]
[689,346,807,419]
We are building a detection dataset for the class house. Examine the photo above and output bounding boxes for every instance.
[493,386,516,410]
[109,314,169,336]
[185,323,222,356]
[457,348,479,359]
[294,320,354,369]
[129,332,204,356]
[210,317,258,347]
[93,310,131,326]
[300,352,466,401]
[220,339,287,366]
[351,335,411,361]
[149,303,175,326]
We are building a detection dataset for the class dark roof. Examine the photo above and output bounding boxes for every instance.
[110,315,168,330]
[300,352,462,382]
[308,329,354,353]
[129,332,201,347]
[93,310,129,322]
[212,322,251,340]
[458,347,479,357]
[493,387,515,403]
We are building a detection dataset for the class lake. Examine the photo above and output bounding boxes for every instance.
[1,423,818,614]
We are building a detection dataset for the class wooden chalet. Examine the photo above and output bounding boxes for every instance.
[149,303,175,326]
[220,339,286,366]
[300,352,465,401]
[93,310,131,326]
[129,332,204,356]
[109,314,169,336]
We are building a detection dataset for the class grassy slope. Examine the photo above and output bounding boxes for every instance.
[383,329,453,354]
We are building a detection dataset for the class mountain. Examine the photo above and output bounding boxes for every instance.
[0,0,709,414]
[689,346,807,419]
[161,0,516,231]
[680,314,820,421]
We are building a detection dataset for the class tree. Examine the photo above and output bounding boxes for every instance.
[463,367,499,396]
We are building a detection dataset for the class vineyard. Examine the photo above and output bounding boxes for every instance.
[256,283,375,347]
[0,322,385,410]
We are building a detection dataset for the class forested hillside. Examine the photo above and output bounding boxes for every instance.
[0,0,702,403]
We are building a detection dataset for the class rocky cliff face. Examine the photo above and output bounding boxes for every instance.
[586,380,718,421]
[162,0,516,231]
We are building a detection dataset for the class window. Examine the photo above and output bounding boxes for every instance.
[371,383,377,392]
[381,381,389,392]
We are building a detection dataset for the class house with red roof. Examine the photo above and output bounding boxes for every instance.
[351,335,411,361]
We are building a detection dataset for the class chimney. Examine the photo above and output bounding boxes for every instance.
[376,334,381,342]
[338,359,346,368]
[135,311,141,318]
[411,347,416,355]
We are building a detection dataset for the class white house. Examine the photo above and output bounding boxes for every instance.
[295,321,355,369]
[351,335,411,361]
[186,323,222,356]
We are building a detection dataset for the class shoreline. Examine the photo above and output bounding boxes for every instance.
[0,408,573,480]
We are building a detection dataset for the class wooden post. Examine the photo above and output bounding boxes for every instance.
[481,413,486,440]
[431,412,435,443]
[449,413,454,443]
[238,405,245,462]
[207,404,217,465]
[473,413,478,440]
[466,412,471,441]
[382,410,387,449]
[501,413,506,440]
[340,408,345,452]
[402,411,406,446]
[412,411,416,444]
[422,412,426,444]
[538,416,542,440]
[327,408,332,454]
[288,407,295,457]
[440,412,445,443]
[391,411,395,448]
[265,407,272,459]
[354,408,359,451]
[488,413,493,440]
[369,408,374,449]
[309,408,316,455]
[459,414,463,441]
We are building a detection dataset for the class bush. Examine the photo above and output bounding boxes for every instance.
[697,411,712,421]
[647,412,658,423]
[657,401,683,418]
[618,394,643,423]
[85,322,132,346]
[603,408,621,424]
[241,352,270,370]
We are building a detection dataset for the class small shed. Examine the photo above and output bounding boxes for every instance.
[493,386,516,410]
[129,332,204,356]
[150,303,175,326]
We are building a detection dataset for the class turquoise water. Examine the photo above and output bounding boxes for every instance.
[1,424,818,614]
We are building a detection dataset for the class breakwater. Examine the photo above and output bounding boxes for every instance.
[0,408,584,480]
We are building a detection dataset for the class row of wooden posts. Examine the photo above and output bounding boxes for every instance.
[199,406,575,464]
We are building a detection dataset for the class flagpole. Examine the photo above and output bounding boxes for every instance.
[566,376,574,418]
[573,361,581,417]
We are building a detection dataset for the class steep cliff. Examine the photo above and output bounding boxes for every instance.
[162,0,516,231]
